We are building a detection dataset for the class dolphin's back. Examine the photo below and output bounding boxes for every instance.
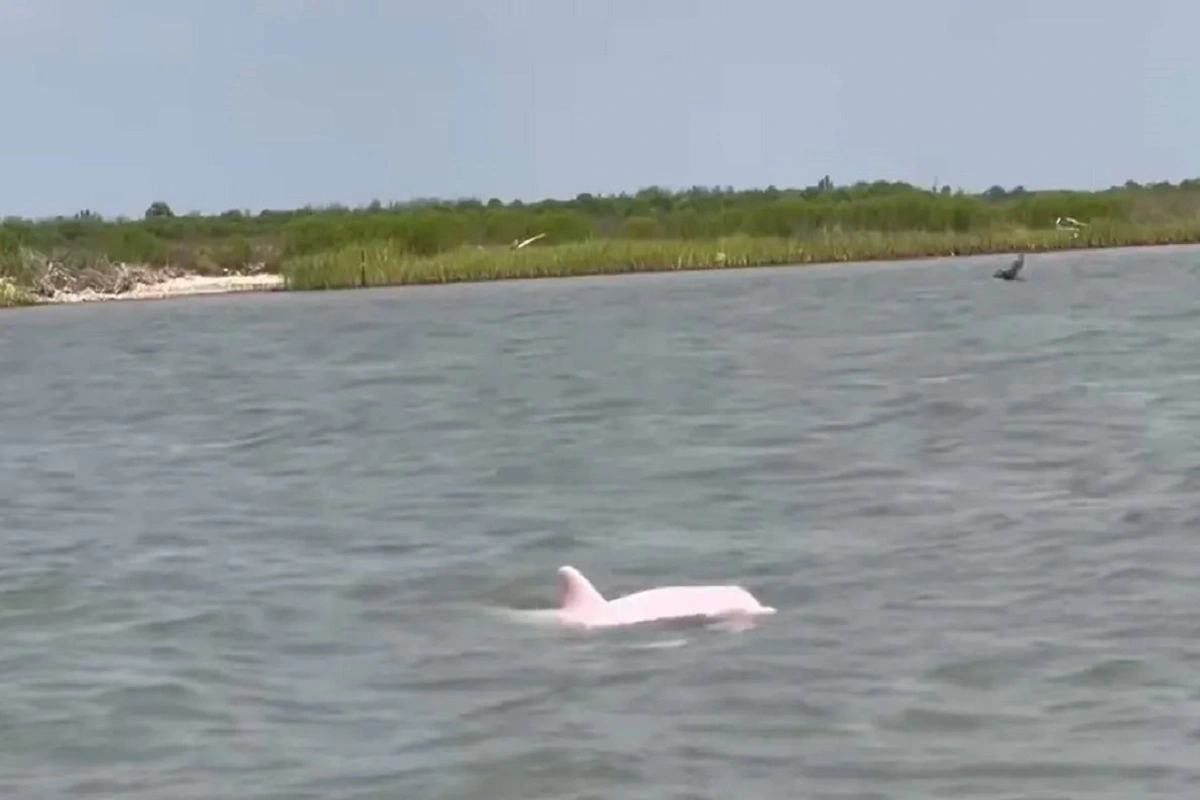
[602,585,773,626]
[551,566,776,629]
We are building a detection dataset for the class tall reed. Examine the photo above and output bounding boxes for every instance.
[282,222,1200,291]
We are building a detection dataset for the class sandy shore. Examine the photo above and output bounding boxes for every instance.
[40,273,285,304]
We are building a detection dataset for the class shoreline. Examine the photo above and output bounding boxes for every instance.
[7,177,1200,309]
[3,237,1199,310]
[282,221,1200,292]
[1,272,285,308]
[41,272,286,305]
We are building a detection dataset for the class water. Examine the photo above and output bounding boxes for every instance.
[2,245,1200,799]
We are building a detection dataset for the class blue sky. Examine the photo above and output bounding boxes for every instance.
[2,0,1197,218]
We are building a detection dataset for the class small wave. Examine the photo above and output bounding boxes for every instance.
[0,583,71,615]
[485,606,564,629]
[879,705,1040,734]
[804,758,1178,783]
[1050,657,1149,687]
[521,530,584,552]
[451,748,644,799]
[127,608,223,638]
[926,657,1019,690]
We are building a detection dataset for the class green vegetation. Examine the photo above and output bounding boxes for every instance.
[0,280,36,308]
[4,177,1200,299]
[285,222,1200,290]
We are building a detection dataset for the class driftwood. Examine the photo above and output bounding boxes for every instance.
[26,257,188,298]
[1,245,279,304]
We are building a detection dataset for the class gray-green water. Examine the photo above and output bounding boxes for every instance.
[3,246,1200,799]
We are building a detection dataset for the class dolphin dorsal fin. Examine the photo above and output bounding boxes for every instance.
[557,565,606,611]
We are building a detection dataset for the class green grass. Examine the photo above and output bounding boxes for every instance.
[281,221,1200,291]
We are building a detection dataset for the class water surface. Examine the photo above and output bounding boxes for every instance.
[2,246,1200,799]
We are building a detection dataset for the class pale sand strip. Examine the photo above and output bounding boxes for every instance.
[42,273,286,304]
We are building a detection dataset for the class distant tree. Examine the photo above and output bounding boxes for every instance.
[145,201,174,219]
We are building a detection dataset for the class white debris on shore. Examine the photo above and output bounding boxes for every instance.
[42,272,285,304]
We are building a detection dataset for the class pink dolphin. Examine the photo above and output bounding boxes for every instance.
[550,565,776,630]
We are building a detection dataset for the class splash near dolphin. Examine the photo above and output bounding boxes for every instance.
[509,565,776,631]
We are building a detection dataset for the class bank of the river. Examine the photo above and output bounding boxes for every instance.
[43,273,285,305]
[280,223,1200,291]
[0,273,283,308]
[3,222,1199,309]
[0,279,37,308]
[0,257,284,308]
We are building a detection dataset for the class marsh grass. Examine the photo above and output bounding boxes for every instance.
[0,281,35,307]
[282,221,1200,291]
